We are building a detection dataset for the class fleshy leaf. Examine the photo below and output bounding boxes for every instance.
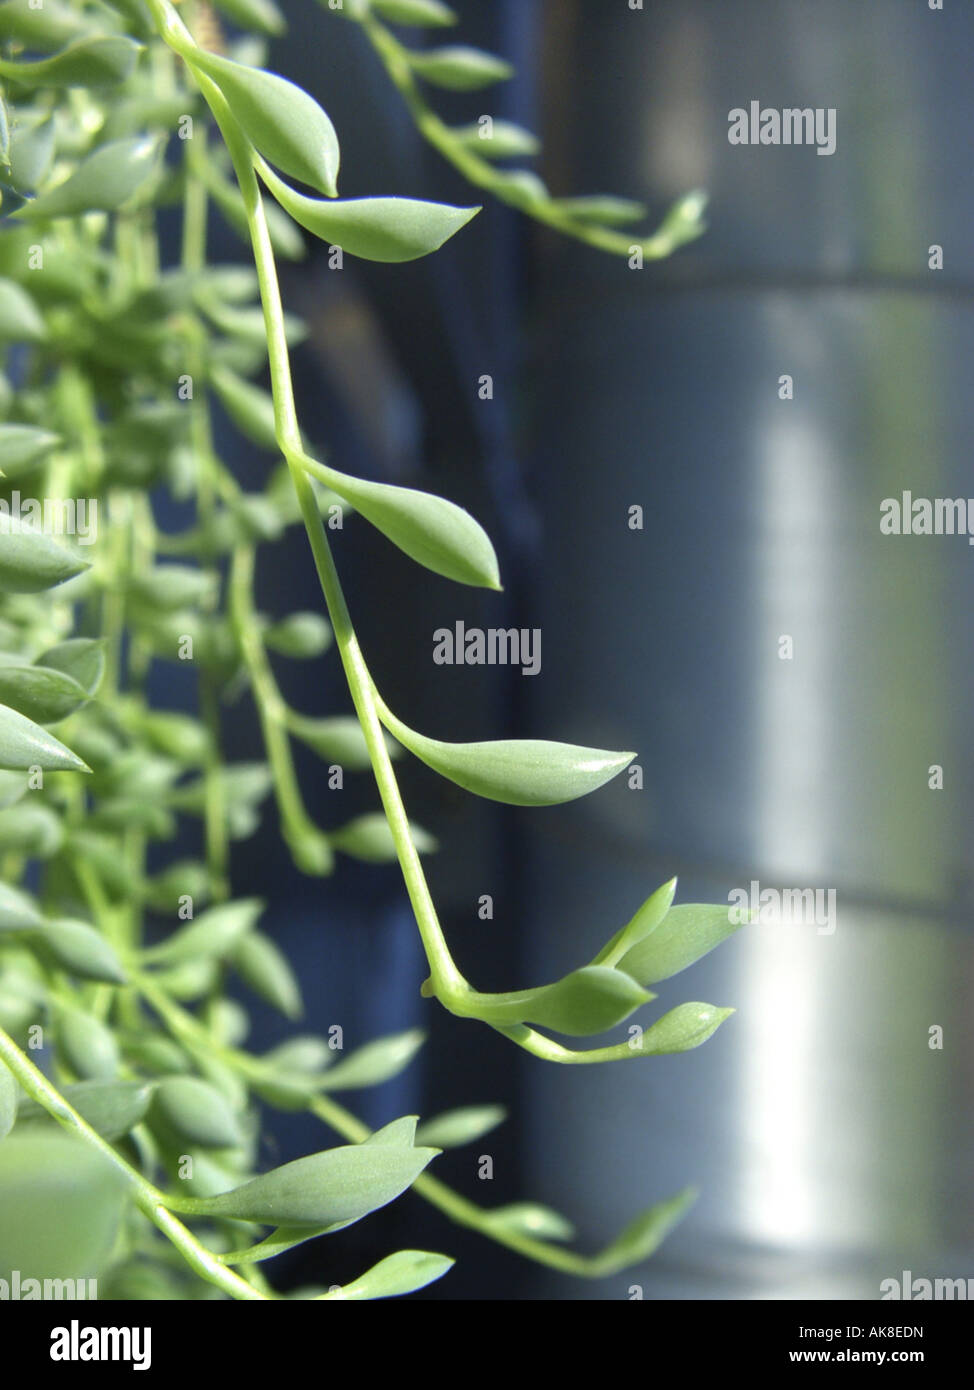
[0,703,89,772]
[211,0,286,36]
[0,0,91,50]
[189,1138,438,1226]
[0,516,88,592]
[555,195,647,225]
[287,715,379,770]
[259,165,479,262]
[451,120,540,160]
[0,36,142,89]
[481,1202,575,1242]
[0,882,43,932]
[414,1104,506,1149]
[590,1188,697,1275]
[192,50,339,196]
[0,278,46,342]
[143,898,264,967]
[592,878,677,967]
[15,134,163,219]
[0,424,61,475]
[230,931,303,1019]
[319,1029,425,1091]
[363,1116,419,1148]
[210,365,279,451]
[371,0,457,25]
[263,611,332,658]
[632,1002,734,1055]
[37,918,127,984]
[330,812,436,862]
[152,1076,244,1150]
[16,1080,154,1142]
[0,665,89,724]
[378,703,634,807]
[406,45,514,91]
[327,1249,454,1300]
[617,904,744,985]
[57,1006,119,1081]
[7,113,56,193]
[303,456,499,589]
[473,966,653,1036]
[36,639,106,697]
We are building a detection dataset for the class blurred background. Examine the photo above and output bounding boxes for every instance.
[205,0,974,1298]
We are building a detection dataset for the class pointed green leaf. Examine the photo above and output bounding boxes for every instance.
[330,1249,454,1300]
[493,169,548,210]
[15,134,164,219]
[191,1138,438,1226]
[0,881,42,932]
[0,664,89,723]
[129,564,216,611]
[144,897,264,967]
[192,51,339,196]
[363,1116,418,1148]
[35,638,105,696]
[0,515,89,593]
[652,189,708,253]
[406,45,514,91]
[254,1035,334,1105]
[37,918,127,984]
[633,1002,734,1055]
[0,1062,16,1141]
[0,770,28,810]
[221,1224,331,1265]
[210,364,279,450]
[17,1079,154,1141]
[57,1005,119,1081]
[0,800,63,854]
[451,119,540,160]
[378,703,633,807]
[263,1035,334,1074]
[330,812,435,862]
[555,195,647,225]
[481,1202,575,1242]
[617,904,743,985]
[304,456,499,588]
[480,965,653,1037]
[0,703,89,772]
[320,1029,425,1091]
[593,877,677,967]
[0,278,46,341]
[590,1188,697,1275]
[0,0,92,50]
[230,930,303,1019]
[260,165,479,262]
[287,714,382,770]
[0,35,142,88]
[371,0,457,25]
[6,112,55,193]
[152,1076,244,1150]
[0,424,61,477]
[211,0,286,35]
[415,1104,505,1149]
[263,611,332,658]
